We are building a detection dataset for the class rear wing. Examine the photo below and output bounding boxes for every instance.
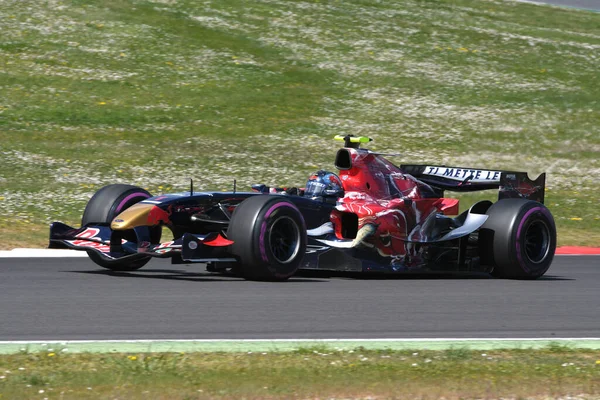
[401,165,546,204]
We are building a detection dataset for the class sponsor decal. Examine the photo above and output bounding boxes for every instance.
[137,241,152,253]
[423,166,501,183]
[75,227,101,239]
[114,219,124,223]
[156,241,175,249]
[68,228,125,254]
[66,240,111,253]
[154,248,173,254]
[147,205,173,225]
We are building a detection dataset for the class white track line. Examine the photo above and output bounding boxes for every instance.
[1,338,600,354]
[0,249,87,258]
[0,249,597,258]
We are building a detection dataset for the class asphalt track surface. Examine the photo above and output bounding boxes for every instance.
[0,256,598,341]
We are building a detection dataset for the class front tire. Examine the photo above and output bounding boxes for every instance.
[82,184,152,226]
[480,199,556,279]
[227,195,307,281]
[82,184,160,271]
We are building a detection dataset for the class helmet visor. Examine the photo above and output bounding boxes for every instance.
[305,181,326,197]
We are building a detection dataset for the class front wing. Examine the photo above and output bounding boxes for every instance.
[49,222,233,264]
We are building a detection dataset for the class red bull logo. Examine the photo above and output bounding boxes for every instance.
[147,205,172,225]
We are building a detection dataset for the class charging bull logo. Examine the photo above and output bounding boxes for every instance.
[147,205,173,225]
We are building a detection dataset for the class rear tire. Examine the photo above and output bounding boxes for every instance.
[227,195,307,281]
[480,199,556,279]
[82,184,160,271]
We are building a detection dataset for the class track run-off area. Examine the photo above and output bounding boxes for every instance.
[0,255,598,353]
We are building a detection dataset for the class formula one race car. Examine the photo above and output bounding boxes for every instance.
[50,135,556,280]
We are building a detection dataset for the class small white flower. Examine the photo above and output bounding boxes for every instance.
[412,352,418,356]
[39,390,45,394]
[0,376,5,379]
[481,353,487,357]
[411,363,418,366]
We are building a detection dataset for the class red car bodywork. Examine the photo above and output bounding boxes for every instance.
[332,148,459,264]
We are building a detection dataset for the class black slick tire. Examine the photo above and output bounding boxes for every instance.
[479,199,556,279]
[82,184,160,271]
[227,195,307,281]
[82,184,152,226]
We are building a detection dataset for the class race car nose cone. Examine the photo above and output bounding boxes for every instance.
[110,203,155,230]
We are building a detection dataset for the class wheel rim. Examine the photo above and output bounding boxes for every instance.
[268,216,301,264]
[524,219,551,264]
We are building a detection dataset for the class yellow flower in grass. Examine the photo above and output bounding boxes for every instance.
[570,217,582,221]
[97,101,106,105]
[47,353,55,357]
[128,355,137,361]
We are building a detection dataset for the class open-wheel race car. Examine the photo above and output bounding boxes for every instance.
[50,135,556,280]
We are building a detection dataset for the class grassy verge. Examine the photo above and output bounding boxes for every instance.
[0,0,599,248]
[0,346,599,399]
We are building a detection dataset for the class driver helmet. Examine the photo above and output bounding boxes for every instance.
[305,170,344,199]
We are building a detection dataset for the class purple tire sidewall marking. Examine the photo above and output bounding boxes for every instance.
[515,206,552,272]
[115,192,150,214]
[259,202,304,265]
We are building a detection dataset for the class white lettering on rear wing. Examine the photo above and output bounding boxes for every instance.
[423,166,502,184]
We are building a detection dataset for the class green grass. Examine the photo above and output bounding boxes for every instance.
[0,347,599,399]
[0,0,599,248]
